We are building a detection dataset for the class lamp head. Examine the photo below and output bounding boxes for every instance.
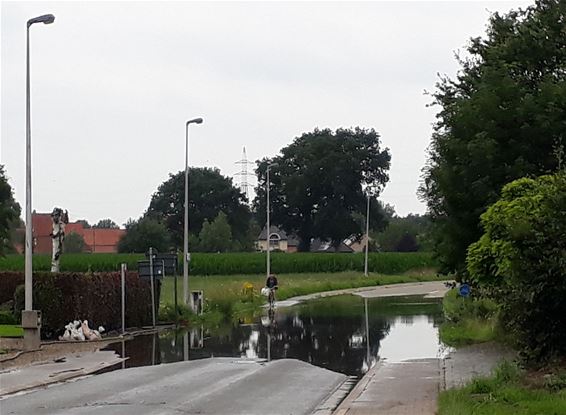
[28,14,55,27]
[187,118,203,125]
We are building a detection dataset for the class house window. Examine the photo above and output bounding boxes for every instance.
[269,233,280,250]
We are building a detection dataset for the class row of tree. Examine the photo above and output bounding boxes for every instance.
[420,0,566,361]
[1,125,430,255]
[117,127,394,253]
[421,0,565,274]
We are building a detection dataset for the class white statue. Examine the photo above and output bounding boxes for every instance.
[50,207,69,272]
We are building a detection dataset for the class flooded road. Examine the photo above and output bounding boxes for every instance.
[104,294,448,377]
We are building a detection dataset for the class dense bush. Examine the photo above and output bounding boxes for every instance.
[467,174,566,362]
[0,310,17,324]
[0,271,24,304]
[9,271,152,339]
[0,252,436,275]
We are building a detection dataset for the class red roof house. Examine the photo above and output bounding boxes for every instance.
[29,213,124,254]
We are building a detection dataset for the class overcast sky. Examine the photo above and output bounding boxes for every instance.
[1,0,531,227]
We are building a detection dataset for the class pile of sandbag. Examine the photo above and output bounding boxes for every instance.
[59,320,105,341]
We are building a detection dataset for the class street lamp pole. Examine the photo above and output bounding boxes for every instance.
[184,118,203,308]
[364,193,370,277]
[265,163,277,278]
[24,14,55,351]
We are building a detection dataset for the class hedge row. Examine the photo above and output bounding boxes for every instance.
[2,271,152,339]
[0,252,436,276]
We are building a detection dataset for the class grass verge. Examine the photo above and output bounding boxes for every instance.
[439,289,500,347]
[159,270,440,320]
[438,361,566,414]
[0,324,23,337]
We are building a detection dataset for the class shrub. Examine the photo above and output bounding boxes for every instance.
[13,284,24,321]
[158,303,194,323]
[64,232,86,253]
[467,174,566,362]
[0,271,24,303]
[0,310,16,324]
[10,271,152,339]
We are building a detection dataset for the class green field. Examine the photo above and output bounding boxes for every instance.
[0,252,437,275]
[158,269,440,317]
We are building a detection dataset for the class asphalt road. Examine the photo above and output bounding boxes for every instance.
[275,280,452,308]
[1,358,347,415]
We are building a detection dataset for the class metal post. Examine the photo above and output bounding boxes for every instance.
[121,340,126,369]
[183,123,190,306]
[174,260,178,323]
[24,23,32,312]
[183,331,189,361]
[183,118,202,310]
[364,194,370,276]
[365,297,370,366]
[149,247,156,328]
[267,332,271,362]
[121,263,126,334]
[23,14,55,351]
[152,333,156,366]
[266,166,270,278]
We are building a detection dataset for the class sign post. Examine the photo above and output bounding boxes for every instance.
[149,247,156,328]
[121,263,126,334]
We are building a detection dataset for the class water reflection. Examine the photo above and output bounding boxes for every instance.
[104,295,445,377]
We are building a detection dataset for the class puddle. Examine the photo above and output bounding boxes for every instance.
[104,294,448,377]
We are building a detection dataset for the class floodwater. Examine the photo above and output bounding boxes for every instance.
[104,295,449,377]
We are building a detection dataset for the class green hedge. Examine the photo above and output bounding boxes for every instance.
[0,271,24,304]
[0,252,436,276]
[5,271,151,339]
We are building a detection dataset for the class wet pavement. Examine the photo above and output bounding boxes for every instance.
[0,358,347,415]
[102,294,447,377]
[335,359,440,415]
[0,282,512,415]
[274,280,451,307]
[0,350,124,396]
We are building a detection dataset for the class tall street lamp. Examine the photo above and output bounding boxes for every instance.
[266,163,278,278]
[184,117,203,308]
[364,193,370,277]
[24,13,55,351]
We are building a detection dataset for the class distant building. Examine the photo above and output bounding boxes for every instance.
[257,225,298,253]
[345,234,370,253]
[23,213,125,254]
[257,225,353,253]
[310,239,354,253]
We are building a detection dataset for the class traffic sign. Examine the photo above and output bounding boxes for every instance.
[459,283,471,297]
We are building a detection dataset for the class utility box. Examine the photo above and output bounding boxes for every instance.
[21,310,41,350]
[191,290,204,315]
[21,310,41,328]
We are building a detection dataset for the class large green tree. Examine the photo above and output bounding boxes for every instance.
[117,217,171,253]
[0,165,21,256]
[421,0,566,274]
[375,214,432,252]
[198,212,233,252]
[254,127,391,251]
[146,167,251,249]
[467,174,566,362]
